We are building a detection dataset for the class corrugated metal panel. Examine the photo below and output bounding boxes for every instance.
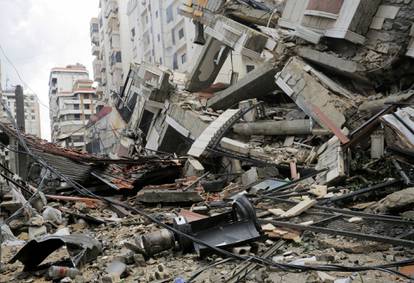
[35,151,93,183]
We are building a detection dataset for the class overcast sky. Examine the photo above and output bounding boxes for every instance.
[0,0,99,140]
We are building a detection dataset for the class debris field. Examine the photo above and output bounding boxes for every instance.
[2,0,414,282]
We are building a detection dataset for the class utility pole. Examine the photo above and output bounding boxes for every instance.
[15,85,27,180]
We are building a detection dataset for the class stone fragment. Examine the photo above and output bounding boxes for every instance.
[373,187,414,213]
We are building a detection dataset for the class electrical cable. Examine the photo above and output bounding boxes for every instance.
[2,172,48,225]
[0,43,54,115]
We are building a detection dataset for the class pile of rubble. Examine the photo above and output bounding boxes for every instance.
[2,0,414,282]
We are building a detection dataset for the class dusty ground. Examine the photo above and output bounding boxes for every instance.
[1,204,413,283]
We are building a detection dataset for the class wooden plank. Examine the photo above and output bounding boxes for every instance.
[281,199,317,218]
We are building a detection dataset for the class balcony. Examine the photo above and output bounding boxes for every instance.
[90,19,99,38]
[94,72,102,83]
[110,50,122,67]
[58,109,94,117]
[109,34,121,50]
[104,0,118,19]
[91,33,99,45]
[106,18,120,35]
[92,45,100,56]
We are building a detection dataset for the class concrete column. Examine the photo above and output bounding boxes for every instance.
[233,120,331,136]
[15,85,27,180]
[186,37,231,92]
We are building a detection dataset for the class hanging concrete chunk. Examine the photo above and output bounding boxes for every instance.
[207,62,278,110]
[275,57,349,131]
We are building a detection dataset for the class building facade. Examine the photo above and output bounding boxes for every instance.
[86,0,260,156]
[126,0,196,72]
[48,64,99,150]
[90,0,132,104]
[1,88,41,137]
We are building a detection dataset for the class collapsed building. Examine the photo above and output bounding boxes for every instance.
[2,0,414,282]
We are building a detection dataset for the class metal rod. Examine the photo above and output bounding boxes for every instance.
[182,171,210,191]
[225,240,285,283]
[261,219,414,248]
[262,196,414,224]
[321,179,402,204]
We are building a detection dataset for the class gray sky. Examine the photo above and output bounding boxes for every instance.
[0,0,99,140]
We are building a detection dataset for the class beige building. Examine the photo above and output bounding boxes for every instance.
[48,64,99,150]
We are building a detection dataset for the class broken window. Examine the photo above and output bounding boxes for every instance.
[172,29,176,45]
[181,53,187,64]
[158,126,191,155]
[178,28,184,39]
[166,3,174,23]
[138,110,155,141]
[246,65,255,73]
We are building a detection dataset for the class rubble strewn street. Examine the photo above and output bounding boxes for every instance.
[2,0,414,282]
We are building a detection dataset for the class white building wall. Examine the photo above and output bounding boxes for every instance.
[91,0,133,103]
[1,90,41,138]
[127,0,197,72]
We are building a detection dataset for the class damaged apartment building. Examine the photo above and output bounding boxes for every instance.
[94,0,414,175]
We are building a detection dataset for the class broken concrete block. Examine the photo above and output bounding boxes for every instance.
[232,246,251,256]
[42,206,63,225]
[275,57,349,130]
[241,166,280,187]
[0,200,22,214]
[220,137,250,155]
[297,47,360,77]
[375,5,400,20]
[207,61,278,110]
[241,168,259,187]
[184,157,205,177]
[317,271,336,283]
[239,99,257,122]
[28,225,47,240]
[104,260,128,281]
[262,223,277,232]
[281,199,317,218]
[137,190,203,204]
[316,136,347,185]
[309,185,328,198]
[372,187,414,214]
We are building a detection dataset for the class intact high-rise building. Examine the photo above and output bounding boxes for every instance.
[48,64,99,150]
